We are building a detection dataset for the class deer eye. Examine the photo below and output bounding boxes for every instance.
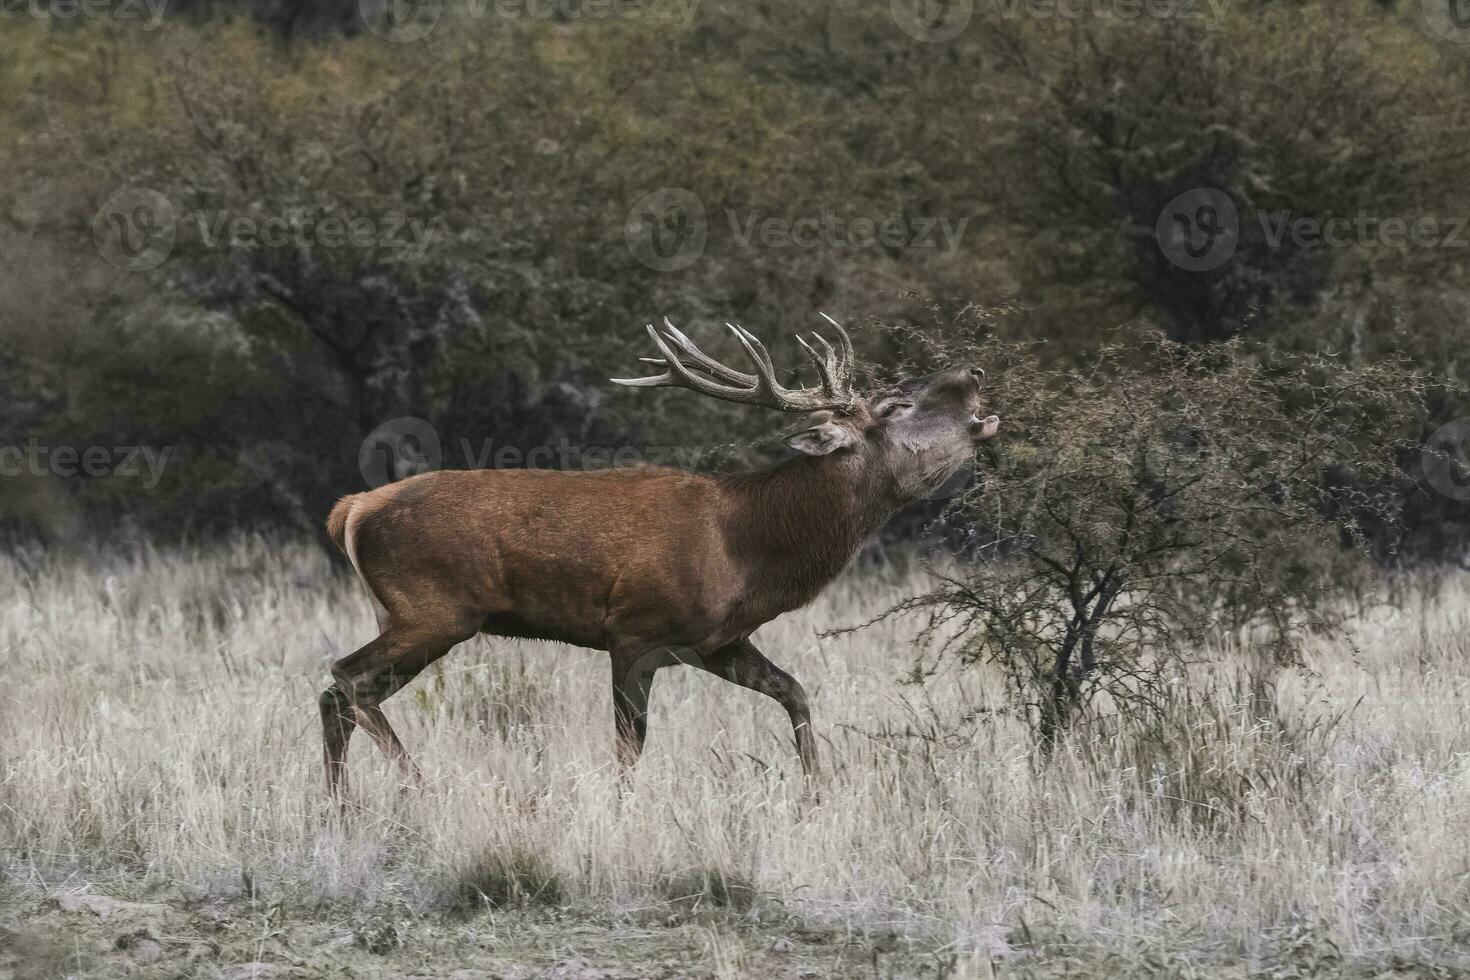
[879,401,913,418]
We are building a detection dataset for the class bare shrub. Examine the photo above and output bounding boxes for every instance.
[886,320,1426,744]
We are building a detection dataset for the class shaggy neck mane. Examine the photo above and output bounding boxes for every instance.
[718,453,897,605]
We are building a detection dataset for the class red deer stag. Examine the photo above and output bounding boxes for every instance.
[320,315,999,800]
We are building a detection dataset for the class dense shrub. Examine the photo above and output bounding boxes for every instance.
[0,2,1465,558]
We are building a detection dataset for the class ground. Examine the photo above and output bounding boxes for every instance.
[5,890,1463,978]
[4,541,1470,978]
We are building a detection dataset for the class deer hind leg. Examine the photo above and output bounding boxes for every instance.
[321,625,466,797]
[609,647,676,770]
[698,639,821,790]
[319,685,358,801]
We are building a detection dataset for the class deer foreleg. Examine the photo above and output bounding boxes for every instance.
[699,638,821,792]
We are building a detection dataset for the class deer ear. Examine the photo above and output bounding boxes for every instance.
[785,420,857,457]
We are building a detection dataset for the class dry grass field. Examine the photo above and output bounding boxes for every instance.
[4,539,1470,978]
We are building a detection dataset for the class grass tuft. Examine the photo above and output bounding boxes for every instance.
[659,867,759,914]
[441,848,565,915]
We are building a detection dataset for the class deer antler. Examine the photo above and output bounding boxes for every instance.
[611,314,857,413]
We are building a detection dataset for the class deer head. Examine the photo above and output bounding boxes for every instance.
[612,314,1000,502]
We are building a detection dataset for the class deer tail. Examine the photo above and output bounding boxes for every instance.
[326,495,358,554]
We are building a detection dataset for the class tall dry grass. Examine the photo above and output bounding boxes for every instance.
[2,538,1470,965]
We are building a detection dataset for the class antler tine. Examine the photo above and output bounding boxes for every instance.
[661,318,755,386]
[724,323,786,404]
[726,324,779,383]
[817,312,855,387]
[609,324,679,387]
[795,334,839,396]
[808,331,836,364]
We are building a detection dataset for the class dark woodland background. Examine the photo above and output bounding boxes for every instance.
[2,0,1468,564]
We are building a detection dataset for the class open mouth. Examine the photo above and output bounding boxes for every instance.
[969,414,1001,441]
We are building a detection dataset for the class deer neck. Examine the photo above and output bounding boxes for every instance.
[720,452,898,605]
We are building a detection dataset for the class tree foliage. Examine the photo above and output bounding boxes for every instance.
[0,2,1465,555]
